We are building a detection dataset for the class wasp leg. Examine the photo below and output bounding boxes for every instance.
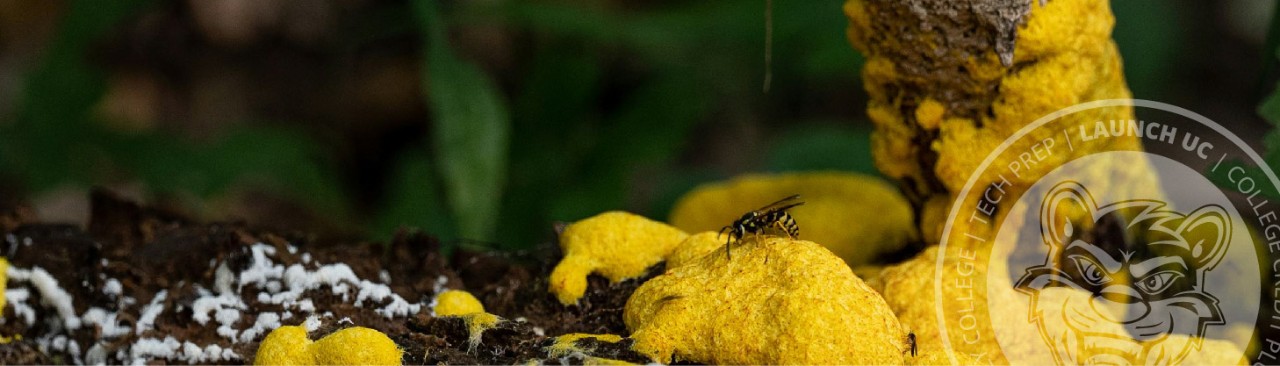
[718,226,733,260]
[771,220,794,239]
[725,238,732,260]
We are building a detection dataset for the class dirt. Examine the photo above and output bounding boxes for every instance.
[0,189,656,364]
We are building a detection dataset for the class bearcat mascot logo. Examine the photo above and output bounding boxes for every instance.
[1014,181,1229,365]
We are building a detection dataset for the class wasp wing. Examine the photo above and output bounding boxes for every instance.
[754,194,804,213]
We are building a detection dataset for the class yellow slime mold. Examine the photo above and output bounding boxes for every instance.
[0,257,13,345]
[846,0,1150,243]
[664,232,722,269]
[624,236,905,364]
[668,172,916,267]
[544,333,633,365]
[433,289,485,316]
[254,326,401,365]
[429,289,502,350]
[0,258,7,315]
[550,211,688,305]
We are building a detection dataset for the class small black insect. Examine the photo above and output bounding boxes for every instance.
[717,194,805,259]
[907,331,917,357]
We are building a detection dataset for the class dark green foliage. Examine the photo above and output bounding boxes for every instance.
[4,0,872,250]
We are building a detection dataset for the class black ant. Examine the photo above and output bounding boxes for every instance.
[717,194,804,260]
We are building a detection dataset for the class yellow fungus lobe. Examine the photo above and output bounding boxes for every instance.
[255,326,315,365]
[545,333,623,358]
[664,232,723,269]
[624,236,904,365]
[913,98,945,131]
[459,312,501,350]
[254,325,400,366]
[428,289,503,351]
[545,333,633,365]
[668,172,916,267]
[0,257,7,315]
[433,289,485,316]
[0,334,20,345]
[846,0,1148,242]
[312,327,403,365]
[550,211,688,305]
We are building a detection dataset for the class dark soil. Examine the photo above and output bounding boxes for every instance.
[0,189,656,364]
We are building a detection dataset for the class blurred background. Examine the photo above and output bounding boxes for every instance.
[0,0,1275,250]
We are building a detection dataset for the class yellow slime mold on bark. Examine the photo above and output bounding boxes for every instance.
[544,333,633,365]
[846,0,1150,242]
[624,236,906,364]
[668,172,916,267]
[0,258,6,317]
[254,326,401,365]
[550,211,688,305]
[433,289,485,316]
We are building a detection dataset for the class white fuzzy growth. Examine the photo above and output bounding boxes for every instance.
[374,295,420,318]
[433,275,449,293]
[85,343,107,365]
[191,294,243,325]
[129,337,240,365]
[215,308,240,326]
[296,299,315,313]
[238,312,280,343]
[307,264,359,290]
[181,342,203,362]
[303,315,322,333]
[8,266,81,330]
[240,249,421,318]
[82,308,130,338]
[20,240,437,364]
[102,279,123,297]
[135,290,167,335]
[213,308,242,340]
[130,337,178,363]
[67,339,82,359]
[216,325,237,340]
[6,288,35,324]
[265,280,282,293]
[214,263,235,295]
[354,280,391,307]
[238,245,284,290]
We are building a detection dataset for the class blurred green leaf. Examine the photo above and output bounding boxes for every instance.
[105,127,349,216]
[373,148,456,242]
[764,123,876,174]
[4,0,154,190]
[1260,84,1280,125]
[1112,1,1184,99]
[416,0,511,242]
[496,47,602,247]
[549,74,709,222]
[1259,1,1280,96]
[649,168,723,221]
